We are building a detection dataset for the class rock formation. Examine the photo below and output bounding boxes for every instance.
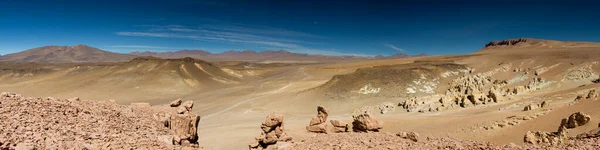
[379,102,396,114]
[330,120,349,133]
[306,106,328,133]
[586,89,598,99]
[524,112,591,145]
[154,99,201,146]
[564,112,591,129]
[484,38,529,48]
[396,131,419,142]
[352,113,382,132]
[249,112,292,150]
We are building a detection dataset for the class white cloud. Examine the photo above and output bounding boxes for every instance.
[385,44,407,53]
[116,25,372,56]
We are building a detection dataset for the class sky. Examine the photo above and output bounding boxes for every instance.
[1,0,600,56]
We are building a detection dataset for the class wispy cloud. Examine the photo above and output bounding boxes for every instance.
[384,44,407,53]
[107,45,176,49]
[116,24,370,56]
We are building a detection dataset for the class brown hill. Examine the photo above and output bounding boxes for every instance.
[0,45,136,63]
[479,38,600,52]
[130,49,369,62]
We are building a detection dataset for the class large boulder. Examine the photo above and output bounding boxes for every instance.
[566,112,591,128]
[352,113,382,132]
[170,114,201,145]
[307,106,329,133]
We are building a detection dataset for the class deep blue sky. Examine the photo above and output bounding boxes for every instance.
[1,0,599,56]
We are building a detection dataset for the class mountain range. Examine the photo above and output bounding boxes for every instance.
[0,45,424,63]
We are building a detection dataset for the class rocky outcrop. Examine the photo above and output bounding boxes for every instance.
[524,112,592,146]
[330,120,349,133]
[352,113,382,132]
[249,112,292,150]
[564,112,591,129]
[154,99,201,146]
[170,114,201,146]
[396,131,419,142]
[484,38,529,48]
[306,106,329,133]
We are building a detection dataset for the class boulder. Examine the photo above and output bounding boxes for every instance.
[305,123,328,133]
[566,112,591,128]
[182,101,194,111]
[170,98,182,107]
[306,106,329,133]
[575,95,584,101]
[524,131,566,145]
[250,112,292,150]
[352,113,382,132]
[330,120,348,133]
[396,131,419,142]
[169,114,201,145]
[540,101,549,108]
[587,89,598,99]
[523,104,538,111]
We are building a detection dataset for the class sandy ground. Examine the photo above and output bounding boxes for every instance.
[1,43,600,149]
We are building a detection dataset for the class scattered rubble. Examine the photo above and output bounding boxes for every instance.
[249,112,292,150]
[306,106,328,133]
[0,92,200,149]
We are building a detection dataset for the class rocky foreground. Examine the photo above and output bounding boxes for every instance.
[0,92,200,150]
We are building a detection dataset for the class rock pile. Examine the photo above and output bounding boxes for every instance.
[0,92,199,149]
[351,113,382,132]
[306,106,328,133]
[249,112,292,150]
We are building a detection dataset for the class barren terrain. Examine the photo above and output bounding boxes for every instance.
[2,38,600,149]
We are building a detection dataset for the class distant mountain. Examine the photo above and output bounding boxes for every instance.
[130,49,366,62]
[375,53,428,59]
[0,45,136,63]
